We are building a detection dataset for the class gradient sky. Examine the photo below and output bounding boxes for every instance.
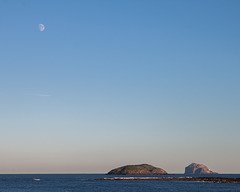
[0,0,240,173]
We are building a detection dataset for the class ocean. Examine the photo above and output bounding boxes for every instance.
[0,174,240,192]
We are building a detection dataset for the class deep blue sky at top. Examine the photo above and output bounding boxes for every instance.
[0,0,240,173]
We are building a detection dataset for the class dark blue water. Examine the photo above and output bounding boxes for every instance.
[0,174,240,192]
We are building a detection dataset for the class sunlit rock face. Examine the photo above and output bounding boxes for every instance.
[185,163,217,174]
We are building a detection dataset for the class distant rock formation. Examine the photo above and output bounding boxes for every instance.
[107,164,168,175]
[185,163,217,174]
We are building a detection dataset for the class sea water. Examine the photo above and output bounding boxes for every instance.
[0,174,240,192]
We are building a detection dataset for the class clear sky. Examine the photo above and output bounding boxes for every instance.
[0,0,240,173]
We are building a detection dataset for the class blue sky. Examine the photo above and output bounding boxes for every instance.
[0,0,240,173]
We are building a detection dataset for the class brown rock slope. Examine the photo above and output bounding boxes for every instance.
[107,164,168,175]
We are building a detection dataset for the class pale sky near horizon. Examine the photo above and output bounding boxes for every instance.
[0,0,240,174]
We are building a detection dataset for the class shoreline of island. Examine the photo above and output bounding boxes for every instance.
[96,177,240,183]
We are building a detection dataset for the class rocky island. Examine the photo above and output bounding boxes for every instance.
[100,163,240,183]
[107,164,168,175]
[185,163,217,174]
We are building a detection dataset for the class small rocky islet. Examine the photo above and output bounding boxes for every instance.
[107,164,167,175]
[185,163,217,174]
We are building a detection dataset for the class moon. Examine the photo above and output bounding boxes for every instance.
[38,24,45,32]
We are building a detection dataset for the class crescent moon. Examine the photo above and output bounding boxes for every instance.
[38,24,45,32]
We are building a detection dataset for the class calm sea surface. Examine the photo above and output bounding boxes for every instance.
[0,174,240,192]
